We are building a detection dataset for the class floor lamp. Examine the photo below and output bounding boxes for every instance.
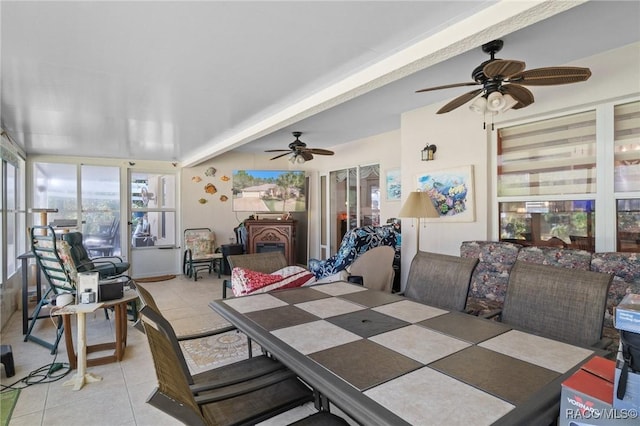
[398,191,439,252]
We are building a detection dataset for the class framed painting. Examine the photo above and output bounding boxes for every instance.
[417,165,475,222]
[385,168,401,201]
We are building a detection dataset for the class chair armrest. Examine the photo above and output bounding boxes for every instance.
[193,369,296,404]
[76,259,119,271]
[176,325,237,342]
[91,255,124,262]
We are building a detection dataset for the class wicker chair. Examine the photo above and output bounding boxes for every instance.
[142,319,318,425]
[222,252,289,298]
[404,251,479,312]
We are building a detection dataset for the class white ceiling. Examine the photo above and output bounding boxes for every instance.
[2,1,639,166]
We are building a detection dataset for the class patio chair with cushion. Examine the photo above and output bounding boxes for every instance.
[183,228,223,281]
[62,231,130,279]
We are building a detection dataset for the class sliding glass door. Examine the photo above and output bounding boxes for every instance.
[326,164,379,255]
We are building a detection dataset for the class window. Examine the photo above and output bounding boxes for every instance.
[1,134,26,285]
[614,101,640,252]
[130,172,177,248]
[497,99,640,252]
[499,200,594,249]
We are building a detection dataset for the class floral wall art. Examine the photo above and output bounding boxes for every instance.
[417,165,475,222]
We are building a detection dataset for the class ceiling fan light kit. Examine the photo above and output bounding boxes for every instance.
[416,39,592,130]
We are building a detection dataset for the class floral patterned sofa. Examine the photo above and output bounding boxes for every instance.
[460,241,640,353]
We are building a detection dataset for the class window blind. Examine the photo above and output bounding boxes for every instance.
[614,100,640,192]
[498,111,596,196]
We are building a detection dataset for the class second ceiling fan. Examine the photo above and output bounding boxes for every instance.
[266,132,334,163]
[416,40,592,117]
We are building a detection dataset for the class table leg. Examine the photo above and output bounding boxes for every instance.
[115,304,124,360]
[63,312,102,391]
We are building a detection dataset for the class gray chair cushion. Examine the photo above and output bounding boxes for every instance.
[405,251,479,311]
[502,261,613,347]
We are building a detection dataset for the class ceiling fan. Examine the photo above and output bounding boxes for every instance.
[415,39,592,122]
[266,131,334,163]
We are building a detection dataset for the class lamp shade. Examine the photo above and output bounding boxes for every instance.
[398,191,439,218]
[486,91,506,112]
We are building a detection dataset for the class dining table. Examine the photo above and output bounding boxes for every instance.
[209,281,601,425]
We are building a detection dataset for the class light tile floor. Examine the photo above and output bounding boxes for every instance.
[1,274,351,425]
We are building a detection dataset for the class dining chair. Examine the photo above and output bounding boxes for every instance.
[500,261,613,348]
[141,319,319,426]
[136,283,289,393]
[404,251,479,312]
[344,246,395,292]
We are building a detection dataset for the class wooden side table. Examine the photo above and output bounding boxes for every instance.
[61,290,138,370]
[54,302,104,390]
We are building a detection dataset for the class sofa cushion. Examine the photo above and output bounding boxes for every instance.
[590,252,640,330]
[460,241,522,311]
[516,246,592,270]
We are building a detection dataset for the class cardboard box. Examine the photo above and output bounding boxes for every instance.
[560,356,638,425]
[615,293,640,334]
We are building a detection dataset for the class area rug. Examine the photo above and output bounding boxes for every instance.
[180,330,261,374]
[135,274,176,283]
[0,389,20,426]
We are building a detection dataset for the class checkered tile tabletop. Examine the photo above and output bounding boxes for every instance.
[210,282,596,426]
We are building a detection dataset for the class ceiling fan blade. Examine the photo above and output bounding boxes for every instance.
[416,82,478,93]
[502,84,534,109]
[269,152,291,160]
[265,149,290,153]
[483,59,526,79]
[301,151,314,161]
[437,88,483,114]
[307,148,334,156]
[509,66,592,86]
